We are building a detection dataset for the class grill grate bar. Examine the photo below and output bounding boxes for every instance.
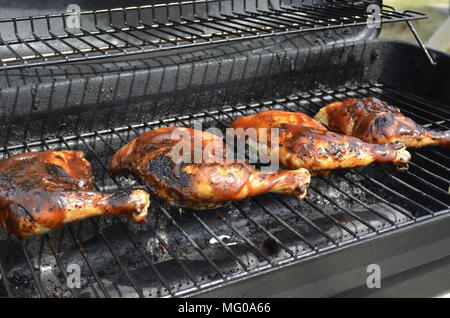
[340,169,431,217]
[377,167,449,209]
[220,13,292,32]
[220,106,359,243]
[258,94,442,220]
[333,171,415,221]
[170,109,299,258]
[173,115,326,252]
[120,125,231,277]
[370,88,450,126]
[414,152,450,174]
[216,109,355,247]
[207,104,399,234]
[220,102,414,221]
[299,1,366,21]
[65,226,111,298]
[36,138,119,298]
[381,85,450,117]
[89,132,209,290]
[1,145,49,297]
[231,8,321,29]
[0,1,427,70]
[153,199,226,280]
[251,196,320,251]
[21,241,48,298]
[361,86,450,132]
[225,105,379,239]
[231,202,297,257]
[0,254,13,297]
[304,195,359,238]
[295,98,448,199]
[276,5,365,26]
[199,111,323,251]
[39,138,120,297]
[135,118,273,277]
[309,182,381,232]
[212,211,274,265]
[108,125,228,284]
[231,11,303,29]
[270,194,340,245]
[29,18,69,62]
[408,161,450,187]
[0,81,448,298]
[85,133,199,290]
[89,218,146,298]
[300,90,448,214]
[117,217,200,295]
[182,16,243,37]
[245,95,419,222]
[45,236,78,298]
[64,30,108,57]
[42,137,148,297]
[191,213,249,271]
[203,16,262,35]
[327,86,450,202]
[0,38,25,65]
[225,105,383,238]
[72,133,177,297]
[23,132,79,305]
[11,19,47,62]
[164,12,217,38]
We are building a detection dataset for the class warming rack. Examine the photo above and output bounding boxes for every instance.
[0,0,431,71]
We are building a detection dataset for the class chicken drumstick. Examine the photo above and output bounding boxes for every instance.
[315,97,450,148]
[109,127,311,209]
[0,150,150,238]
[230,110,411,175]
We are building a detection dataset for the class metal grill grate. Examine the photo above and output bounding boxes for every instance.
[0,81,449,297]
[0,0,427,71]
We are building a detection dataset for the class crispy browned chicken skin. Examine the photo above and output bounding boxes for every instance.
[230,110,411,175]
[109,127,311,209]
[0,150,150,238]
[315,97,450,148]
[231,110,328,131]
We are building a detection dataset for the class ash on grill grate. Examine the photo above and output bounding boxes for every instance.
[77,201,409,298]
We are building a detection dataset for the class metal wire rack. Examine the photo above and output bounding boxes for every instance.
[0,0,428,71]
[0,81,448,297]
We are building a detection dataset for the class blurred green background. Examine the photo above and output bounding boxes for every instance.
[381,0,449,51]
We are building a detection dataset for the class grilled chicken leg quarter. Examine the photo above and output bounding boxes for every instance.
[0,150,150,238]
[315,97,450,148]
[230,110,411,175]
[109,127,311,209]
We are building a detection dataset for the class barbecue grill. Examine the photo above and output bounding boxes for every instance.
[0,0,449,298]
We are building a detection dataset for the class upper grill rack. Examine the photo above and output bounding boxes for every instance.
[0,82,449,298]
[0,0,427,71]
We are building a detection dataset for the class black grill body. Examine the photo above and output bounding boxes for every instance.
[0,1,449,298]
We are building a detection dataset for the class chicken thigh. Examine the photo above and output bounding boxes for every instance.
[315,97,450,148]
[109,127,311,209]
[230,110,411,175]
[0,150,150,238]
